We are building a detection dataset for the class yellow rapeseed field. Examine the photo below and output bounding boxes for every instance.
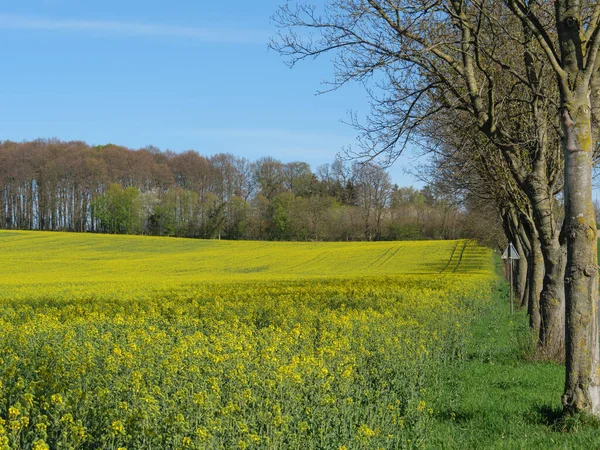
[0,231,495,449]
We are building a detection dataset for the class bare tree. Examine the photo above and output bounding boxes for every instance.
[272,0,600,413]
[353,162,392,240]
[253,156,285,201]
[272,0,566,354]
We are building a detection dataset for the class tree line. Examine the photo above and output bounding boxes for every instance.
[0,139,477,241]
[272,0,600,414]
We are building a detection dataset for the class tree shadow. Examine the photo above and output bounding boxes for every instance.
[434,407,476,424]
[526,404,600,432]
[527,404,563,427]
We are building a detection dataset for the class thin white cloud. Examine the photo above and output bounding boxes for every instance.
[0,13,267,44]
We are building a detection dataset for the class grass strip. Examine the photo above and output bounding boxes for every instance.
[426,269,600,449]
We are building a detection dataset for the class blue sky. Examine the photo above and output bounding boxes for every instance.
[0,1,424,186]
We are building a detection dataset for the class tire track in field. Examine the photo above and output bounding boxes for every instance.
[366,246,395,269]
[371,244,403,269]
[452,240,470,273]
[274,250,336,274]
[440,240,461,273]
[222,251,273,269]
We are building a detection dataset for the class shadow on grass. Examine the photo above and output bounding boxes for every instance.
[490,379,537,390]
[527,404,563,427]
[527,404,600,433]
[434,407,476,424]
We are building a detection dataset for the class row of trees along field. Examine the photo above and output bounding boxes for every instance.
[271,0,600,415]
[0,139,484,241]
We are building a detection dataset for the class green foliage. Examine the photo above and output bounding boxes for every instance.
[387,223,423,240]
[92,184,141,234]
[271,192,294,240]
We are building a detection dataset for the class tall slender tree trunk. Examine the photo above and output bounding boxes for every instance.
[521,264,530,310]
[523,175,565,359]
[560,94,600,413]
[516,224,532,310]
[513,236,528,309]
[538,238,566,359]
[528,231,543,332]
[551,0,600,412]
[511,216,531,309]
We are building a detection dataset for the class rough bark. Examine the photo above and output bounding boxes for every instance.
[515,222,532,310]
[537,235,566,359]
[551,0,600,414]
[504,208,540,324]
[492,128,564,353]
[510,216,531,309]
[561,94,600,413]
[521,263,530,310]
[527,230,543,332]
[522,160,565,359]
[592,66,600,151]
[513,236,528,309]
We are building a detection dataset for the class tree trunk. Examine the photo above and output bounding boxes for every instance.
[514,221,532,309]
[528,232,543,332]
[523,175,565,359]
[561,94,600,413]
[514,241,528,310]
[538,238,566,360]
[521,264,530,310]
[503,209,536,317]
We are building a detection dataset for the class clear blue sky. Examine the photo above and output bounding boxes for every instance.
[0,1,423,186]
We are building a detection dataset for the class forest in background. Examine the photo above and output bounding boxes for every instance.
[0,139,501,243]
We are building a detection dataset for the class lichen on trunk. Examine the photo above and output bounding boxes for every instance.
[560,95,600,414]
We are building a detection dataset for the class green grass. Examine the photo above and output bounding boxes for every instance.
[427,268,600,449]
